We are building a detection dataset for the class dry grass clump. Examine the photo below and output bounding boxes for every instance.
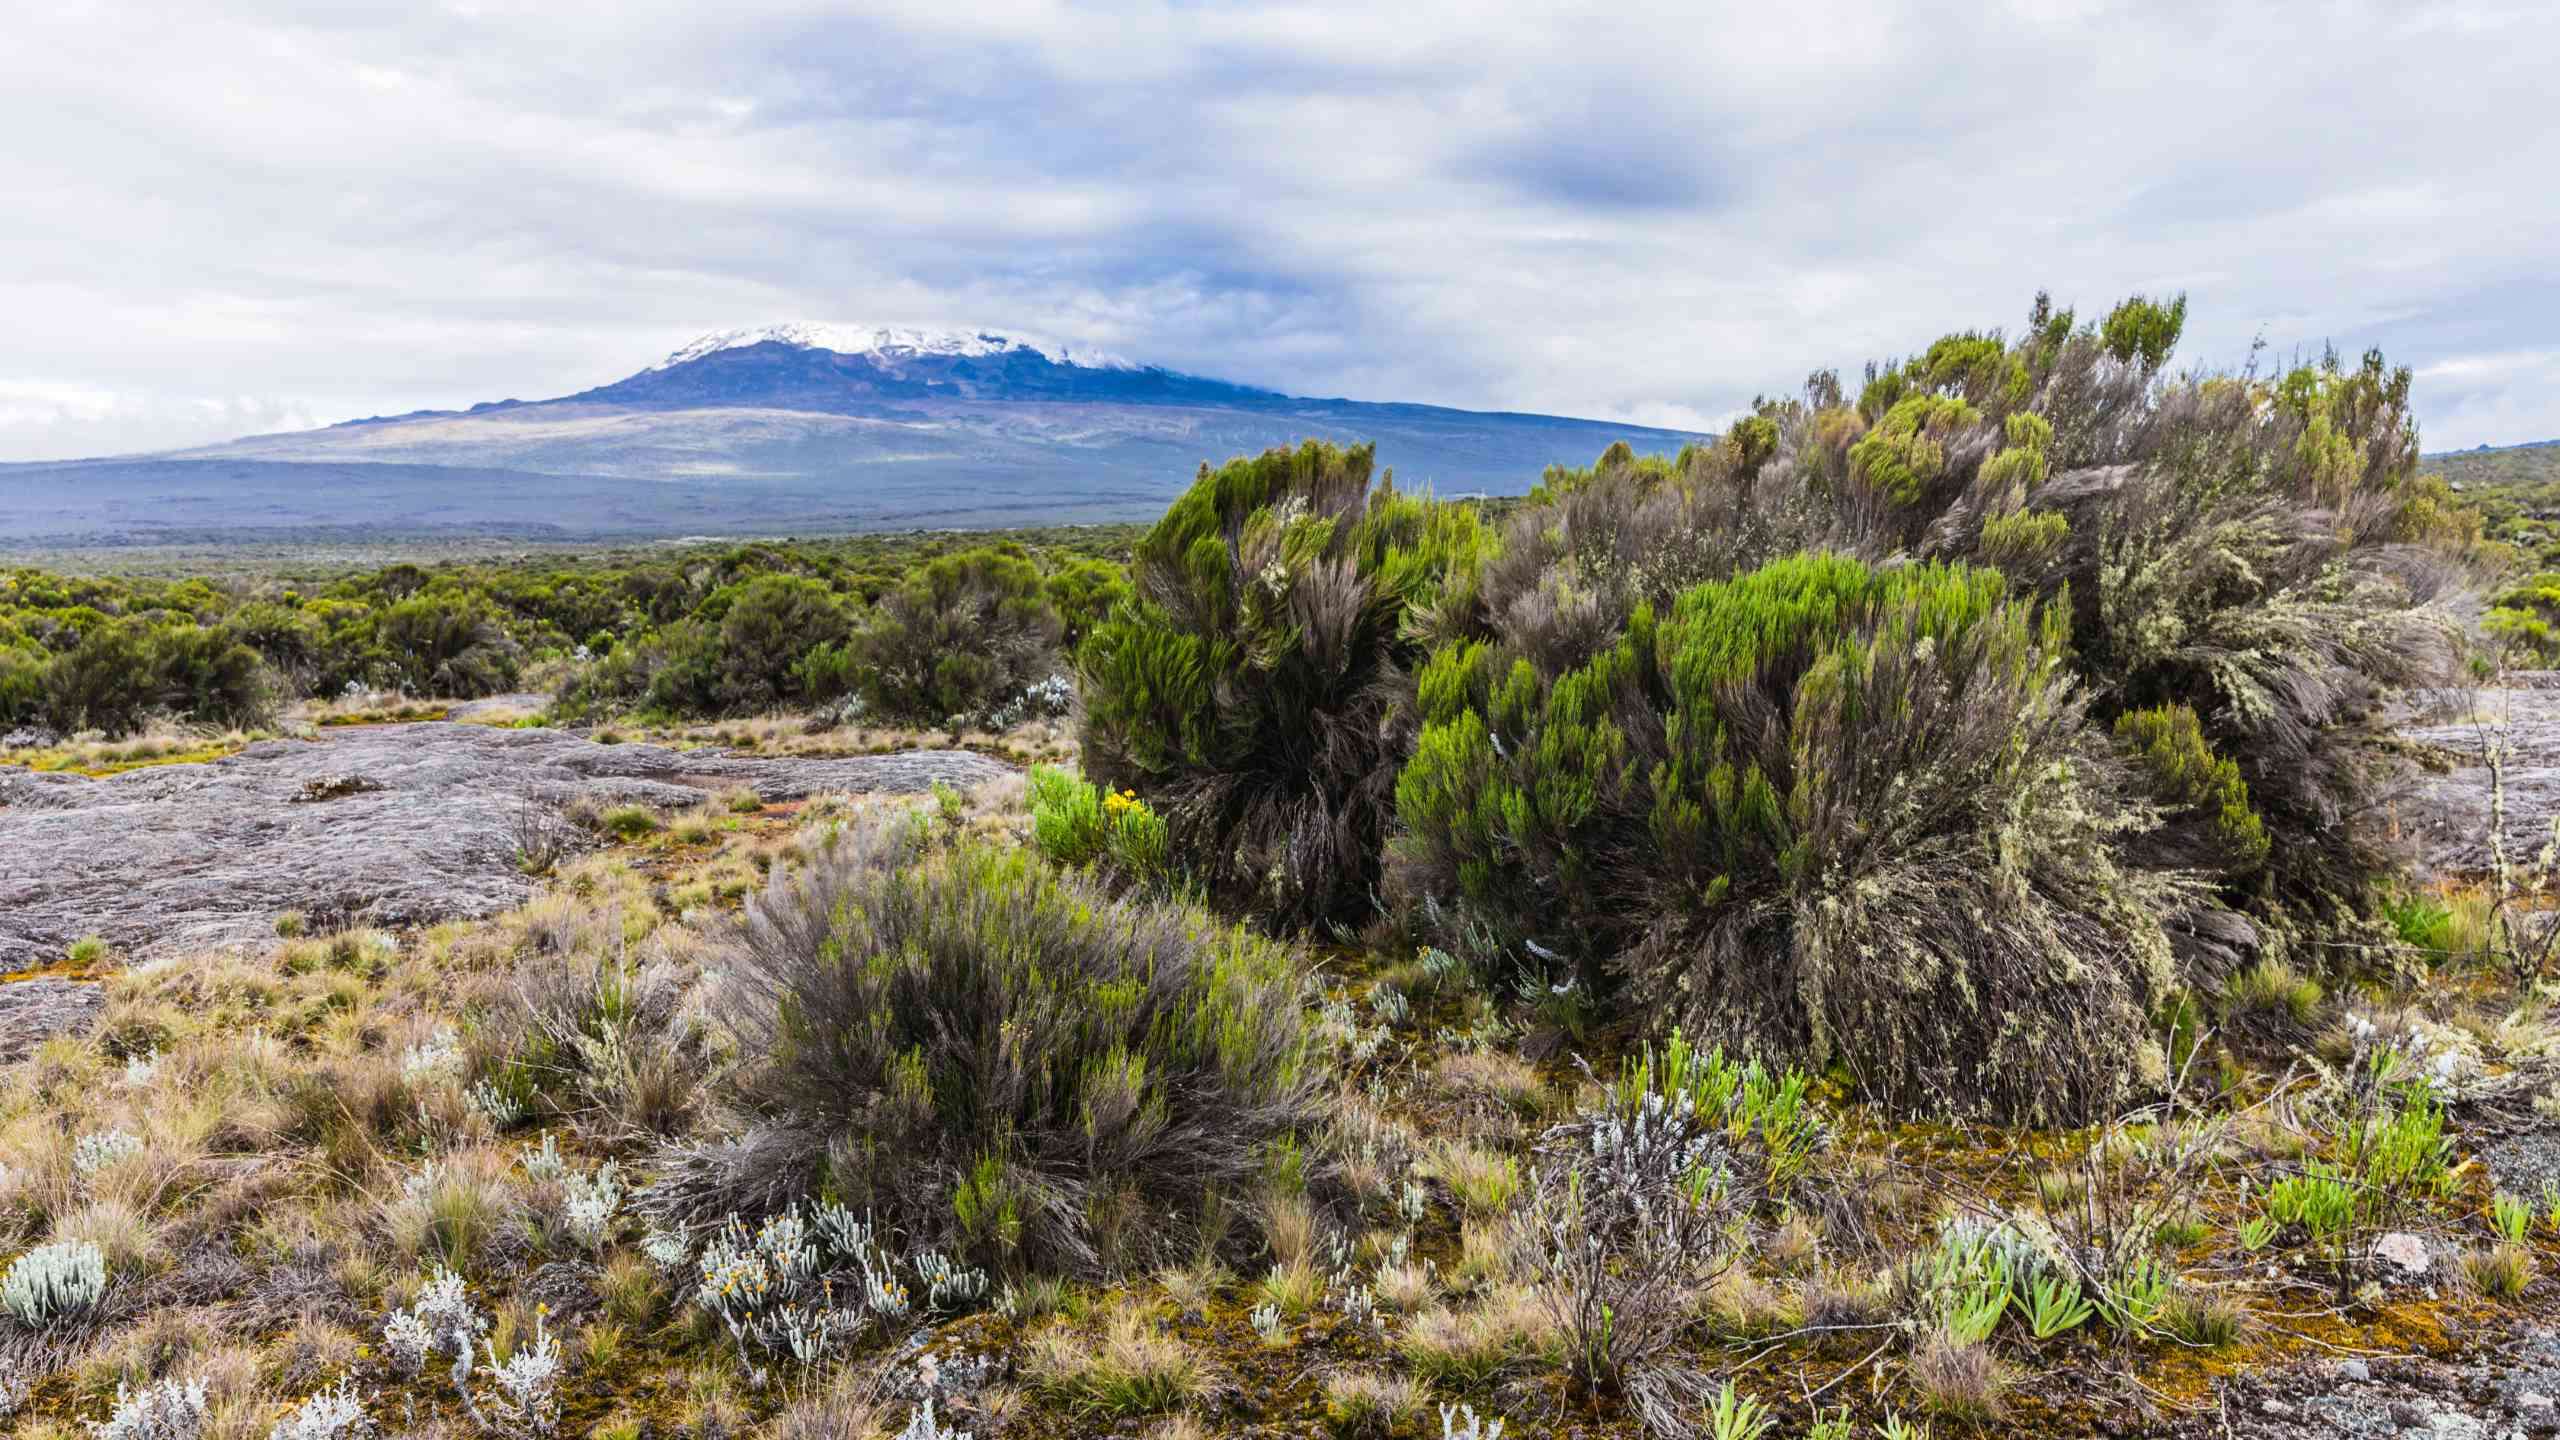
[1420,1138,1522,1216]
[1024,1303,1206,1418]
[1908,1331,2011,1420]
[1398,1284,1557,1387]
[1321,1369,1428,1437]
[1430,1050,1548,1118]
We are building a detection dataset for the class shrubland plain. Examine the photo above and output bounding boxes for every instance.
[4,295,2559,1440]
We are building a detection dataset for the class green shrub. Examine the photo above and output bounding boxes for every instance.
[712,574,855,711]
[1026,765,1169,892]
[2114,703,2270,880]
[1044,557,1133,650]
[1395,552,2178,1124]
[40,621,155,734]
[374,591,523,696]
[1078,440,1488,930]
[710,818,1327,1275]
[1528,296,2469,953]
[852,547,1062,724]
[1850,394,1978,506]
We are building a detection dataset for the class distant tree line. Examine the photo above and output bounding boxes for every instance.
[0,529,1133,737]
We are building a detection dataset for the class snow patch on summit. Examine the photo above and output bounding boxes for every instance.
[649,323,1129,372]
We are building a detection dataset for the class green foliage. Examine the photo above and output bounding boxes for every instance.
[1849,394,1978,505]
[2099,293,2186,370]
[853,547,1064,725]
[0,526,1132,735]
[1026,765,1170,893]
[2485,570,2560,663]
[1043,557,1133,650]
[712,574,855,711]
[1078,440,1488,929]
[2024,1271,2094,1339]
[1396,549,2175,1124]
[2114,703,2271,879]
[1979,507,2069,572]
[1610,1029,1822,1193]
[374,590,523,696]
[716,818,1327,1275]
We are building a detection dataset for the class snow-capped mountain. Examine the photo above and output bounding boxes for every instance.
[0,328,1712,546]
[646,323,1130,372]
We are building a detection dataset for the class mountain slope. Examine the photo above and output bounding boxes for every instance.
[0,326,1709,547]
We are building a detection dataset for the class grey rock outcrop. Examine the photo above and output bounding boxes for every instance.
[0,721,1009,972]
[0,977,105,1063]
[2401,683,2560,877]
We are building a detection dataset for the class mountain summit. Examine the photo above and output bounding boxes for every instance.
[0,329,1710,546]
[645,323,1131,372]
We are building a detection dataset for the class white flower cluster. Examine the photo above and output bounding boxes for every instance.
[562,1162,625,1252]
[521,1134,570,1183]
[122,1050,162,1087]
[519,1137,622,1251]
[984,674,1075,730]
[399,1026,466,1087]
[90,1377,209,1440]
[265,1380,374,1440]
[465,1080,524,1130]
[1335,1281,1377,1327]
[475,1312,562,1437]
[640,1225,691,1273]
[693,1202,989,1364]
[72,1126,144,1177]
[381,1266,482,1380]
[2,1238,107,1327]
[913,1249,987,1311]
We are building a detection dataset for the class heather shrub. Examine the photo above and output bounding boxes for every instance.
[1485,294,2471,958]
[373,591,523,696]
[1078,440,1489,929]
[1395,552,2180,1124]
[851,547,1062,724]
[703,817,1327,1275]
[709,574,856,711]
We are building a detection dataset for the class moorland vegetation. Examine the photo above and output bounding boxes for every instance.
[3,295,2557,1440]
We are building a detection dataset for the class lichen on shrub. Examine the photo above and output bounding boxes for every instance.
[1077,439,1488,930]
[703,816,1328,1275]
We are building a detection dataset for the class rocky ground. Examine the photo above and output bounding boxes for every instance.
[2166,1332,2560,1439]
[0,719,1008,980]
[2400,682,2560,877]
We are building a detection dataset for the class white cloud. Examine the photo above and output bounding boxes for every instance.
[0,381,321,461]
[0,0,2554,461]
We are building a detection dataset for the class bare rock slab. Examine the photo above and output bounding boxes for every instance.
[2400,683,2560,877]
[0,721,1008,971]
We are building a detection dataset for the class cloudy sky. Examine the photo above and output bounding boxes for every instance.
[3,0,2555,462]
